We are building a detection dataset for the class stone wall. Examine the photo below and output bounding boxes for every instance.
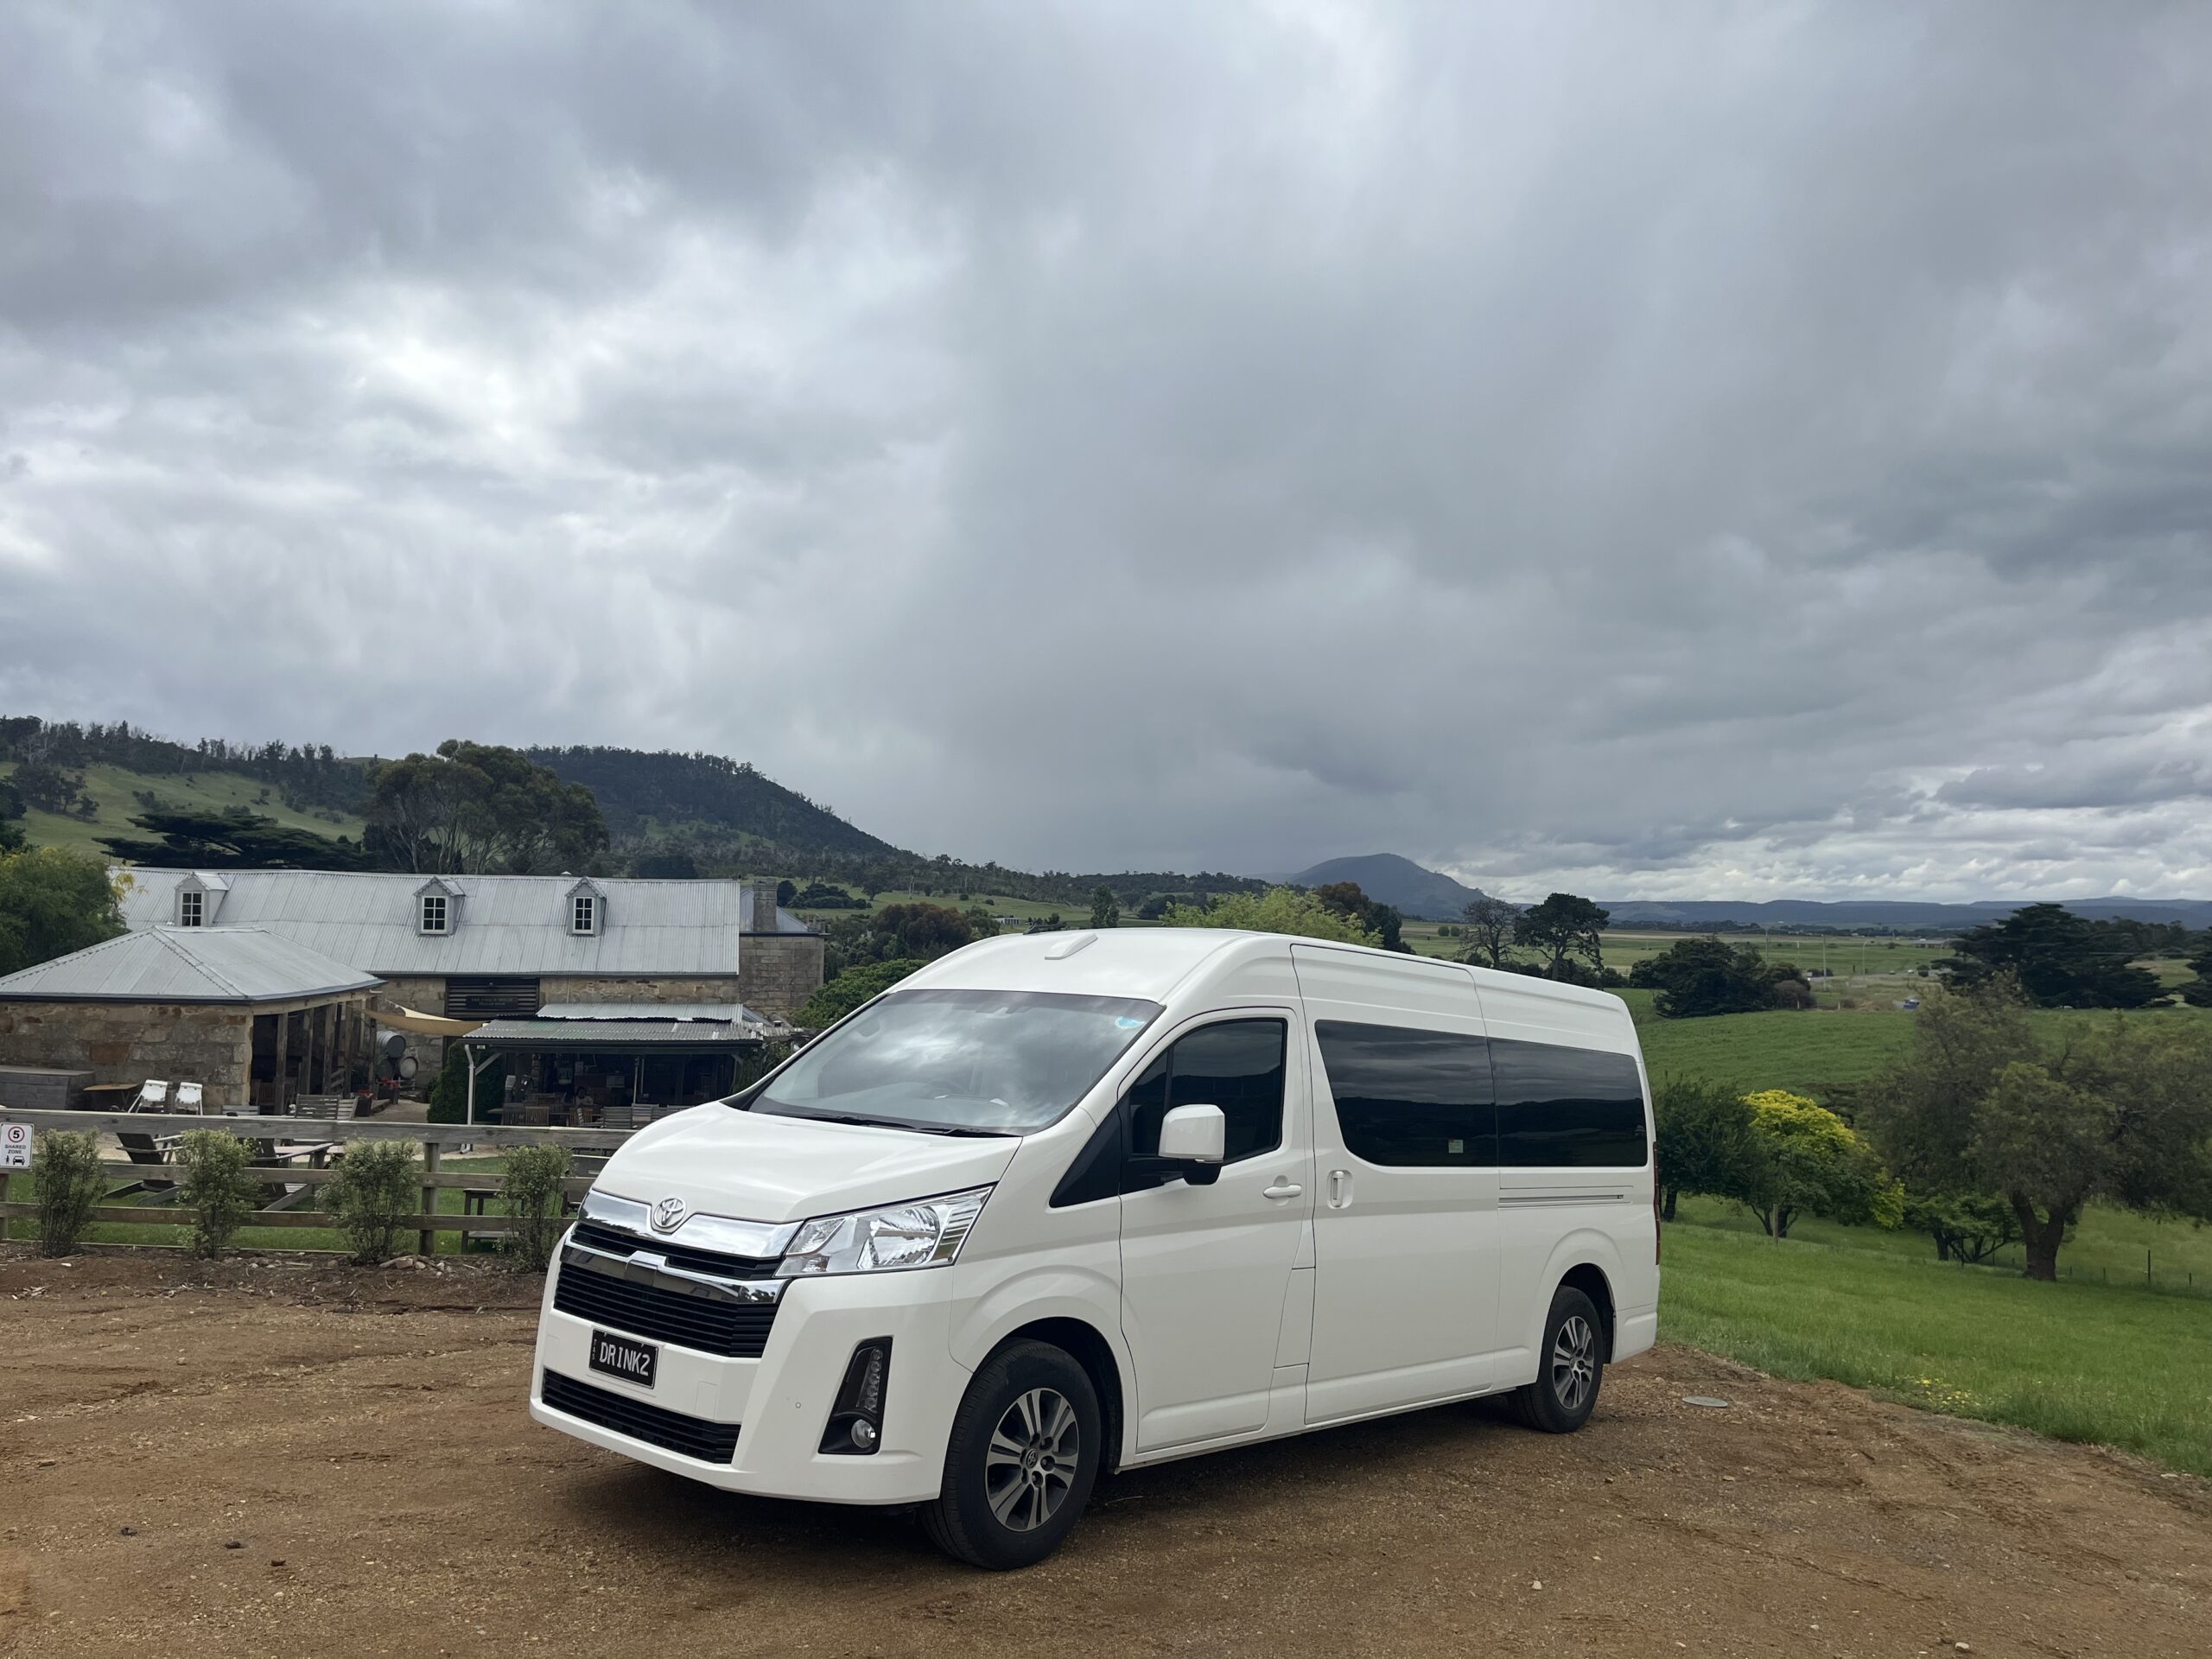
[738,934,827,1020]
[376,976,449,1015]
[0,1001,255,1109]
[547,976,747,1007]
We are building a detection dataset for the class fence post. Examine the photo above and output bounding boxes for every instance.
[419,1140,441,1257]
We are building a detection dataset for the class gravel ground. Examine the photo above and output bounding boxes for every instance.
[2,1249,2208,1657]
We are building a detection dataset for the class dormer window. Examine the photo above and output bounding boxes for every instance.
[177,889,204,927]
[420,893,449,934]
[565,876,604,936]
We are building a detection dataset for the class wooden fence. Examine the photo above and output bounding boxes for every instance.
[0,1108,630,1255]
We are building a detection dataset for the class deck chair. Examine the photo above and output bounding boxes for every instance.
[173,1082,205,1114]
[115,1080,180,1194]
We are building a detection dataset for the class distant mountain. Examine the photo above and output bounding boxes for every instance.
[1288,854,1488,920]
[1599,897,2212,929]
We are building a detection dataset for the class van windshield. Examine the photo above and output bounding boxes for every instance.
[746,988,1164,1135]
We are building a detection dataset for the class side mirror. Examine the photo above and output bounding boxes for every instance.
[1158,1103,1226,1182]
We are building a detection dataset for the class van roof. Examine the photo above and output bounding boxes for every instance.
[899,928,1631,1020]
[899,928,1250,1004]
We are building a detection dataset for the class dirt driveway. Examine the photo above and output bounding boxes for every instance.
[2,1251,2206,1658]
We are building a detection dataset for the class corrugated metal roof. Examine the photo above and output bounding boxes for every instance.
[0,926,384,1005]
[467,1016,769,1051]
[538,1001,747,1022]
[117,872,811,976]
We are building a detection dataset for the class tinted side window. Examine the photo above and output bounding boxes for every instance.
[1314,1020,1495,1166]
[1126,1020,1286,1174]
[1491,1039,1647,1168]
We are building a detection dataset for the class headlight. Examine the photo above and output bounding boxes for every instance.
[775,1187,993,1278]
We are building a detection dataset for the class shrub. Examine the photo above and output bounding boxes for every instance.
[1652,1076,1760,1219]
[322,1141,421,1263]
[30,1129,105,1257]
[499,1144,573,1273]
[428,1043,504,1125]
[177,1129,260,1257]
[1739,1089,1904,1238]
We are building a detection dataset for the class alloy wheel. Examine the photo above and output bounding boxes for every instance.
[983,1386,1082,1532]
[1551,1314,1597,1414]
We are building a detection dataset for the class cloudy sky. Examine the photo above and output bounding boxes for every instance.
[3,3,2209,900]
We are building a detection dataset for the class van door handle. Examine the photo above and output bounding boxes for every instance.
[1327,1169,1352,1209]
[1262,1180,1303,1200]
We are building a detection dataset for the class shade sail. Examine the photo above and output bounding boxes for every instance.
[373,1005,485,1037]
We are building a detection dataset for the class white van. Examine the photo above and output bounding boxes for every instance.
[529,928,1659,1567]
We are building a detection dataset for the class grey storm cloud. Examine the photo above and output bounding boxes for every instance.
[2,1,2210,900]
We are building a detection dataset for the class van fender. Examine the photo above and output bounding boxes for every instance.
[1525,1227,1625,1359]
[948,1262,1138,1458]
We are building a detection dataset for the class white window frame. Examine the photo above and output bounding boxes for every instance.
[177,889,203,927]
[571,893,597,936]
[420,893,449,935]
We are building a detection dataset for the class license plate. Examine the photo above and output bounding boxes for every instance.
[588,1329,658,1389]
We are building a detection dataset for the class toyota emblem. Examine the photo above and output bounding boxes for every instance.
[651,1196,688,1233]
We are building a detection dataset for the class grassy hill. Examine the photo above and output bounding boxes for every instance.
[0,760,365,856]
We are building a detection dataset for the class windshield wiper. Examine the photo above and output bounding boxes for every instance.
[772,1109,1014,1138]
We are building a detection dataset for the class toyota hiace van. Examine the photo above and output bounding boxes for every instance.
[530,928,1658,1567]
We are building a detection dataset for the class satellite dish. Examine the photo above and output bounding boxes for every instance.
[397,1055,419,1081]
[381,1033,408,1060]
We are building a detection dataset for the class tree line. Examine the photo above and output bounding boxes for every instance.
[1455,893,2212,1018]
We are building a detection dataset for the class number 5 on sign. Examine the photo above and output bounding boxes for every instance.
[0,1121,30,1170]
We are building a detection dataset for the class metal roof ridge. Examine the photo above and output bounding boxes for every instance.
[148,926,256,1001]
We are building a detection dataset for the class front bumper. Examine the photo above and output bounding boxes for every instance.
[530,1256,966,1506]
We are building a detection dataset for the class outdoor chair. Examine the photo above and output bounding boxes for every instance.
[115,1079,181,1194]
[174,1081,205,1114]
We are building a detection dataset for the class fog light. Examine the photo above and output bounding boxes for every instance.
[820,1337,892,1456]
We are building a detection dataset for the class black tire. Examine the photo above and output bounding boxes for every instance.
[922,1339,1102,1570]
[1512,1285,1606,1433]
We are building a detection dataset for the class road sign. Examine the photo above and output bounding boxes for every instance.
[0,1120,30,1171]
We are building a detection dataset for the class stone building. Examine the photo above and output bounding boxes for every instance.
[0,927,383,1111]
[113,873,824,1058]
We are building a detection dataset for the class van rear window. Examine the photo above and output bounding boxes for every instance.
[1490,1039,1648,1168]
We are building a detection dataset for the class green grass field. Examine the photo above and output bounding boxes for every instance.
[1,760,366,855]
[1662,1219,2212,1476]
[1673,1192,2212,1289]
[1630,996,2212,1100]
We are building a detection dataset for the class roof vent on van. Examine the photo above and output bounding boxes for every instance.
[1041,931,1097,960]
